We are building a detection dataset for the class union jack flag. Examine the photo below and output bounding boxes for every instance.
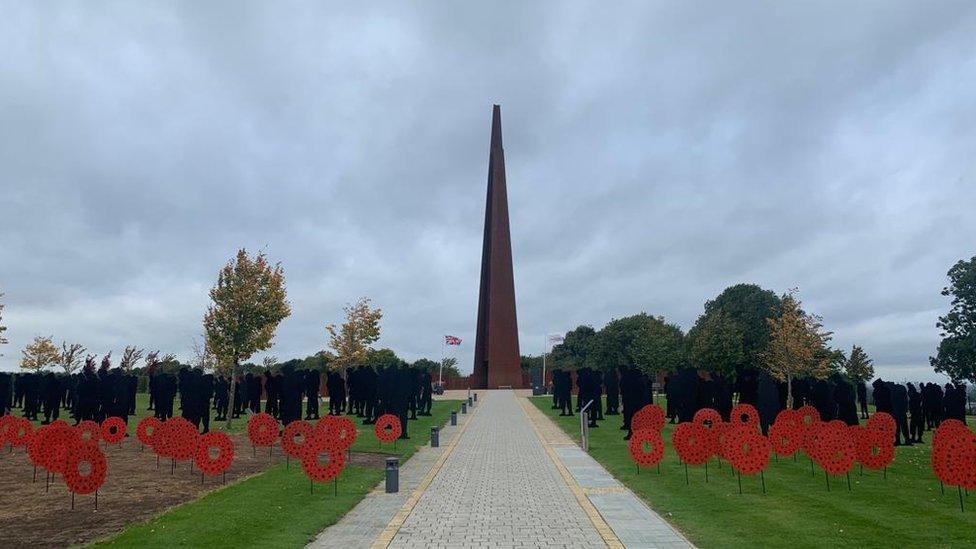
[445,335,462,346]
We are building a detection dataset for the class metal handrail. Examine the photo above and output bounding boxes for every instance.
[579,399,594,452]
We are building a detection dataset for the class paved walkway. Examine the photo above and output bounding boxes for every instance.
[309,391,693,549]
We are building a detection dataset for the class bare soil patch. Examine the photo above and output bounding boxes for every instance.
[0,434,383,548]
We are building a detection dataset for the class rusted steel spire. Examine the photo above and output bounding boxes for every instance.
[472,105,522,389]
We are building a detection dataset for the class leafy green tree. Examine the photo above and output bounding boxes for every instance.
[688,311,744,376]
[931,256,976,382]
[630,316,687,377]
[302,351,334,373]
[702,284,781,375]
[520,354,543,372]
[412,358,440,372]
[589,315,654,370]
[549,325,596,370]
[823,347,847,375]
[439,357,461,378]
[844,345,874,383]
[363,348,402,369]
[204,249,291,427]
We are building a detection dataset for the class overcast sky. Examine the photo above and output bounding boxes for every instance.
[2,2,975,381]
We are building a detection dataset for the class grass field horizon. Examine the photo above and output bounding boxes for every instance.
[97,399,461,547]
[531,396,976,549]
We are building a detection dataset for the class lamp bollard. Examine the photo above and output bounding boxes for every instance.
[385,458,399,493]
[450,411,457,426]
[431,426,439,448]
[473,393,478,402]
[461,402,467,414]
[468,396,473,407]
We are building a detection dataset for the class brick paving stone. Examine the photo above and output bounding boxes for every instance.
[389,391,606,548]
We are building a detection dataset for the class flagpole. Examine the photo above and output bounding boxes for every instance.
[439,336,445,387]
[542,336,547,395]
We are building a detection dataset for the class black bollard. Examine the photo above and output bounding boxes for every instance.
[385,457,399,493]
[461,402,467,414]
[450,411,457,426]
[468,396,473,407]
[431,427,440,448]
[474,393,478,402]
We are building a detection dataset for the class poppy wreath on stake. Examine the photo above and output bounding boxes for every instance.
[730,403,760,429]
[282,420,315,459]
[797,405,821,432]
[76,420,101,444]
[724,425,770,475]
[314,416,339,443]
[693,408,722,428]
[628,428,665,467]
[27,425,50,468]
[932,420,968,484]
[247,413,279,447]
[854,425,894,470]
[152,421,174,458]
[774,408,801,429]
[324,416,358,449]
[170,420,200,462]
[946,429,976,490]
[301,435,346,483]
[0,415,11,447]
[866,412,896,442]
[50,432,82,475]
[195,431,234,476]
[631,404,666,433]
[101,417,127,444]
[710,421,733,461]
[802,421,826,462]
[43,423,79,474]
[941,427,976,488]
[9,417,34,448]
[374,414,402,443]
[768,419,802,456]
[136,416,162,448]
[816,421,856,476]
[64,440,107,495]
[672,422,711,465]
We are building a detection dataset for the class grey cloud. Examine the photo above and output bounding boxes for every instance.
[2,2,976,382]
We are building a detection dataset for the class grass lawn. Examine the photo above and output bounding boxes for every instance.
[531,397,976,549]
[99,399,461,548]
[28,393,249,433]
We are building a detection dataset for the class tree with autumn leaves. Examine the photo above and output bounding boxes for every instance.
[20,335,60,371]
[204,249,291,427]
[761,290,833,408]
[326,297,383,371]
